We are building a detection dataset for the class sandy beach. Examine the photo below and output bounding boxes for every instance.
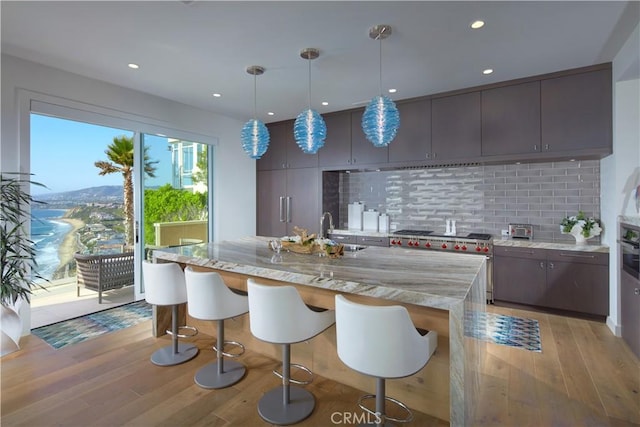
[52,218,85,279]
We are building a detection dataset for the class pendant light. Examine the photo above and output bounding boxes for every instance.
[294,48,326,154]
[241,65,270,159]
[362,24,400,148]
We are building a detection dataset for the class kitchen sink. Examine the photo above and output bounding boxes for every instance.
[344,244,367,252]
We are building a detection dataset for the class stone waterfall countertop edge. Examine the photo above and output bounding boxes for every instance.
[151,236,485,311]
[330,229,609,253]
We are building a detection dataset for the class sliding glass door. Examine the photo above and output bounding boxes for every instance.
[134,133,211,299]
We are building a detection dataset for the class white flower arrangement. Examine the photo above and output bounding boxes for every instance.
[560,211,602,238]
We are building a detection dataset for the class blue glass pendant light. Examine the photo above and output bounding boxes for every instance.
[294,48,326,154]
[241,65,270,159]
[362,24,400,148]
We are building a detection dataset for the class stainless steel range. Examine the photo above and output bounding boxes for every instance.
[390,230,494,302]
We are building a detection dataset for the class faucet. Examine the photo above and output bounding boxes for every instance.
[320,212,334,239]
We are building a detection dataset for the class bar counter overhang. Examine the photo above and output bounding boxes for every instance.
[152,236,487,426]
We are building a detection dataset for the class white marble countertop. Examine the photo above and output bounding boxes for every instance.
[152,236,485,311]
[620,216,640,228]
[492,238,609,252]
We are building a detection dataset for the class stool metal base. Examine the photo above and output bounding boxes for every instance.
[151,343,199,366]
[258,385,315,425]
[195,359,246,389]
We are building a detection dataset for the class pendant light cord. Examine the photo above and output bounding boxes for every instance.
[307,57,312,109]
[253,73,258,120]
[378,33,383,96]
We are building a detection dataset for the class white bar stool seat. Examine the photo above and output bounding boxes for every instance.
[247,279,335,425]
[335,294,438,426]
[185,267,249,389]
[142,261,199,366]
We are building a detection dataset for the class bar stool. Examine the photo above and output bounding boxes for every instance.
[142,261,199,366]
[247,279,335,425]
[184,267,249,389]
[335,294,438,426]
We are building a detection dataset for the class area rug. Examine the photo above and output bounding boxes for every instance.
[465,311,542,352]
[32,300,152,349]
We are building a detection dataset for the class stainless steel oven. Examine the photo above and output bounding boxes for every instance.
[621,240,640,279]
[390,230,494,303]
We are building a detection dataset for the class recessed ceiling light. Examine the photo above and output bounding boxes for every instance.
[482,68,494,75]
[388,88,397,94]
[321,101,329,106]
[267,112,275,116]
[212,93,221,98]
[128,63,139,69]
[470,20,485,29]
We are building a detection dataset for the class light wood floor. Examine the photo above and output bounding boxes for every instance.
[1,305,638,426]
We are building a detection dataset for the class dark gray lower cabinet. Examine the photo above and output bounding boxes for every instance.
[494,246,609,316]
[493,247,547,305]
[621,270,640,358]
[544,250,609,316]
[257,168,319,237]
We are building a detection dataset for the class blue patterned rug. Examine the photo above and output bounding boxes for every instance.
[32,300,152,349]
[465,311,542,352]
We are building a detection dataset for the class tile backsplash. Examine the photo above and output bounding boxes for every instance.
[332,160,601,242]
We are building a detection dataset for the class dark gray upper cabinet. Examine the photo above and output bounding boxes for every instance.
[481,81,541,156]
[257,121,288,171]
[256,167,319,236]
[541,68,612,153]
[258,120,318,170]
[388,99,431,163]
[431,91,482,161]
[350,109,389,166]
[318,111,352,168]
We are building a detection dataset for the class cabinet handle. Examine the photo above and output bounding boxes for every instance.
[279,197,285,222]
[540,261,545,269]
[544,144,550,150]
[533,144,538,151]
[426,153,431,159]
[503,248,535,255]
[559,252,596,259]
[353,158,357,164]
[635,288,640,296]
[286,196,292,223]
[334,236,349,240]
[360,238,381,243]
[433,153,437,159]
[549,262,555,269]
[347,159,351,164]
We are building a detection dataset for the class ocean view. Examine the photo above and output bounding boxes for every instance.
[31,208,71,281]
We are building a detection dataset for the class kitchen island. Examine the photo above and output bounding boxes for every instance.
[152,236,487,426]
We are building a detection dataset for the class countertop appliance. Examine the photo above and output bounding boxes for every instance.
[508,223,533,240]
[389,229,494,302]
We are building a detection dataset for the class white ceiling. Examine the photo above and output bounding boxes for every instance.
[2,1,638,124]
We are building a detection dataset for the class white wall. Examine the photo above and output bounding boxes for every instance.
[1,54,256,242]
[600,21,640,335]
[1,54,257,334]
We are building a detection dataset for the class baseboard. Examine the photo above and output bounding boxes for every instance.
[606,316,621,336]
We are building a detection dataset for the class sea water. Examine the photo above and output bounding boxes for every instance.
[31,209,71,280]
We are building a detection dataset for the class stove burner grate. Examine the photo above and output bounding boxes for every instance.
[392,230,433,236]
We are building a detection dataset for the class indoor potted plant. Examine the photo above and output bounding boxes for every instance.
[1,172,47,355]
[560,211,602,244]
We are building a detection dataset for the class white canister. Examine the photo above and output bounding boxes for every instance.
[378,214,390,233]
[363,210,379,232]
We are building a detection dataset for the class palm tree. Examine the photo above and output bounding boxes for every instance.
[95,136,157,248]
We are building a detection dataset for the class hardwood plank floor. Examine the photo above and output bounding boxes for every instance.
[1,304,638,426]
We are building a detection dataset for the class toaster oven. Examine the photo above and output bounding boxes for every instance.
[509,223,533,240]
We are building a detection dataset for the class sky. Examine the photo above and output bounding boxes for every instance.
[30,114,174,195]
